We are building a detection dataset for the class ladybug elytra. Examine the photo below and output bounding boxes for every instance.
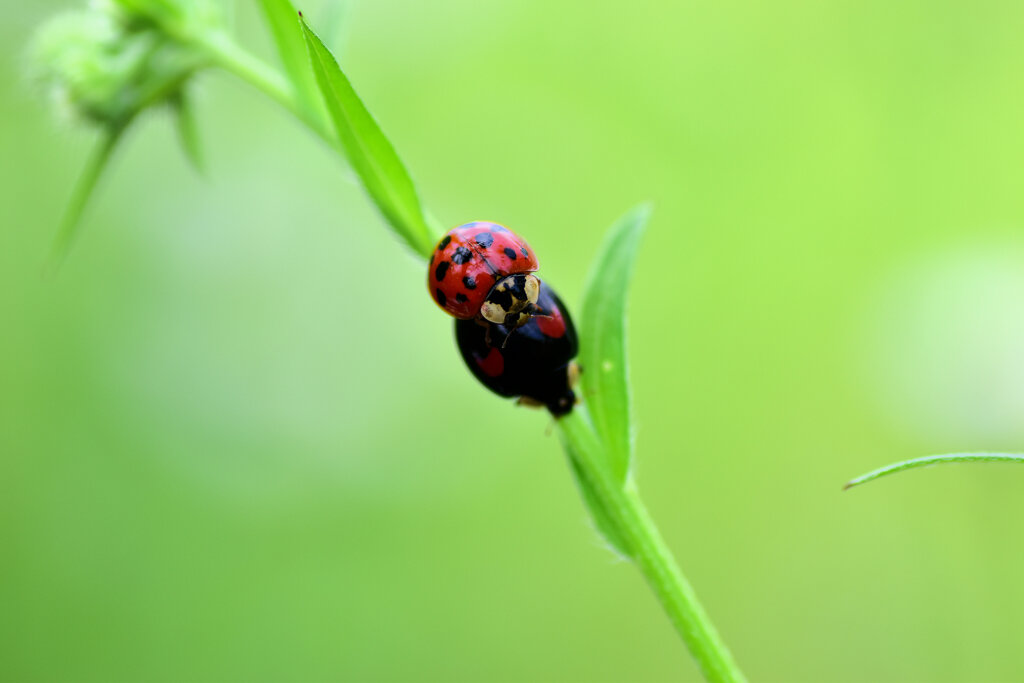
[428,221,541,327]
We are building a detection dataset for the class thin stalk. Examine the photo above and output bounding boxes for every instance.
[844,452,1024,490]
[193,31,334,144]
[558,410,746,683]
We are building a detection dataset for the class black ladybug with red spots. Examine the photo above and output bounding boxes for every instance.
[454,280,580,416]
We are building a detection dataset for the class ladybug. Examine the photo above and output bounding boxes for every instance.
[454,279,580,416]
[428,222,542,328]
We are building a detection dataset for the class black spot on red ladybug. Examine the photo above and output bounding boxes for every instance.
[504,247,517,260]
[475,232,494,248]
[521,247,529,258]
[451,246,473,264]
[463,275,477,290]
[435,260,449,282]
[437,235,451,250]
[455,293,468,303]
[435,288,447,307]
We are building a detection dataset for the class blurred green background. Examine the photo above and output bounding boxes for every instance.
[5,1,1024,681]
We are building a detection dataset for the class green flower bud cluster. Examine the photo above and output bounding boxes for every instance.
[30,0,219,130]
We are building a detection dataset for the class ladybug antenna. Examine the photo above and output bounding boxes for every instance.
[500,328,515,348]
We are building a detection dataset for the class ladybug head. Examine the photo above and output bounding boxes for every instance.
[480,273,541,328]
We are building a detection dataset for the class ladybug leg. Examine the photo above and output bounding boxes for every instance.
[473,317,496,346]
[516,396,545,410]
[568,361,582,388]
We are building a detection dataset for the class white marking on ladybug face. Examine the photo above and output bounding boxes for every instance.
[479,274,542,326]
[523,274,540,307]
[480,299,506,324]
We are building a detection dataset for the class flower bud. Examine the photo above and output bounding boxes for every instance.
[29,0,212,130]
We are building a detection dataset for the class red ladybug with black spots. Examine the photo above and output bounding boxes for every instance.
[428,221,542,329]
[454,279,580,416]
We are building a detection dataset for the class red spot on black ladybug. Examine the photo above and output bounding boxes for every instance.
[437,235,451,250]
[451,246,473,264]
[435,260,449,281]
[435,288,447,307]
[463,275,477,289]
[455,293,468,303]
[537,307,566,338]
[474,347,504,377]
[475,232,494,248]
[453,280,578,416]
[504,247,517,260]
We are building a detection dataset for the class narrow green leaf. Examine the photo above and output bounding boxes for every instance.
[171,92,204,172]
[257,0,327,130]
[300,17,436,258]
[844,453,1024,490]
[557,410,634,558]
[46,126,126,273]
[578,203,653,483]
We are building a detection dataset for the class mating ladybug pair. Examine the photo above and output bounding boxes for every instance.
[428,221,580,416]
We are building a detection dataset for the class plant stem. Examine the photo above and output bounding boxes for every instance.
[558,410,746,683]
[193,31,334,144]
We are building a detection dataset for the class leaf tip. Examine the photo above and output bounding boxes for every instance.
[624,201,654,227]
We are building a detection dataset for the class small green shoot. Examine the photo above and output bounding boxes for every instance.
[845,453,1024,491]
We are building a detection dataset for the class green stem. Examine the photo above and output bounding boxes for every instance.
[558,411,746,683]
[193,31,334,144]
